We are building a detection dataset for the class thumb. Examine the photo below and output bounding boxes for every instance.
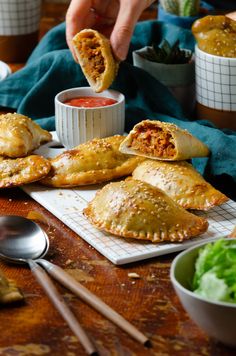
[110,1,143,61]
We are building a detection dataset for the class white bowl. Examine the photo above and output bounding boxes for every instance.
[55,87,125,149]
[170,239,236,348]
[0,60,11,81]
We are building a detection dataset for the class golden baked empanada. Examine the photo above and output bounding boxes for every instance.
[119,120,210,161]
[83,178,209,243]
[73,29,119,92]
[133,160,228,210]
[0,155,51,188]
[41,136,144,187]
[192,15,236,57]
[0,113,52,158]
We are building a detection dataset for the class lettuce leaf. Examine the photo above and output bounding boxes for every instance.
[194,271,229,301]
[192,239,236,303]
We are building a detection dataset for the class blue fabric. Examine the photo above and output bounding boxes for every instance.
[157,1,214,29]
[0,21,235,199]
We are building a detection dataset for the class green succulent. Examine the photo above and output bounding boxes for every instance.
[140,40,192,64]
[160,0,200,16]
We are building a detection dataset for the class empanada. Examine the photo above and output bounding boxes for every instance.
[41,136,144,187]
[192,15,236,57]
[119,120,210,161]
[133,160,228,210]
[73,29,119,92]
[0,113,52,158]
[83,178,209,243]
[0,155,51,188]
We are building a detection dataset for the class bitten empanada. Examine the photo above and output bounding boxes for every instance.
[119,120,210,161]
[73,29,119,93]
[192,15,236,58]
[133,160,228,210]
[0,155,51,188]
[41,136,144,187]
[0,113,52,158]
[83,178,208,243]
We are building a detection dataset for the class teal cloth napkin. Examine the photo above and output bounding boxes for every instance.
[0,21,235,199]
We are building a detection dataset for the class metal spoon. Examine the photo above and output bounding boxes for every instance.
[0,215,97,355]
[0,215,149,347]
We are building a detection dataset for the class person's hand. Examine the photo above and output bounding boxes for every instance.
[226,11,236,21]
[66,0,155,61]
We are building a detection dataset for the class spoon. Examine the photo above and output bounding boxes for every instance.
[0,215,149,347]
[0,215,97,355]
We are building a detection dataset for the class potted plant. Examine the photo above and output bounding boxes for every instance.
[158,0,214,29]
[133,39,195,116]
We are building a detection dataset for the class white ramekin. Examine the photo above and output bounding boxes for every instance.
[55,87,125,149]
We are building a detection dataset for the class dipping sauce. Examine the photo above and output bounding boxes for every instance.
[64,96,117,108]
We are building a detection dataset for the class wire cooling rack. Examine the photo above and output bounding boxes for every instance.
[22,133,236,265]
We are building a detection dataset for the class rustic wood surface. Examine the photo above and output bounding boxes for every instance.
[0,2,236,356]
[1,189,235,356]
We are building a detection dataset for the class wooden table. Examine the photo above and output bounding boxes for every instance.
[1,190,236,356]
[0,3,236,356]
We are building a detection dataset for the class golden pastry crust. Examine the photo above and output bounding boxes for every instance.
[119,120,210,161]
[0,155,51,188]
[41,135,144,187]
[83,178,209,243]
[73,29,119,92]
[0,113,52,158]
[133,160,229,210]
[192,15,236,57]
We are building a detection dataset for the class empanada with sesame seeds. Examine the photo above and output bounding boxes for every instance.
[133,160,229,211]
[0,155,51,188]
[0,113,52,158]
[40,136,144,187]
[83,178,209,243]
[73,29,119,93]
[119,120,209,161]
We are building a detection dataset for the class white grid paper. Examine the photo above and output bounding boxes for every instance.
[22,133,236,265]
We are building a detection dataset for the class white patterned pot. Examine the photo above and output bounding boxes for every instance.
[0,0,42,62]
[0,0,41,36]
[55,87,125,149]
[195,45,236,130]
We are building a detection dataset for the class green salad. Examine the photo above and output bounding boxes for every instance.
[193,239,236,303]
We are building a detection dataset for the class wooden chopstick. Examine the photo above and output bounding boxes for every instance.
[29,260,97,355]
[37,259,150,346]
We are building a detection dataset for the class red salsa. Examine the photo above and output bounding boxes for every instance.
[64,96,117,108]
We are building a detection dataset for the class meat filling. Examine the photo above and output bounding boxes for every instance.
[130,125,176,158]
[78,34,105,82]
